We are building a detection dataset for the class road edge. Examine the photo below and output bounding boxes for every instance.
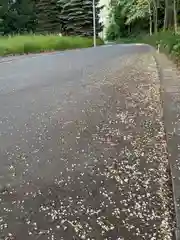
[154,52,180,240]
[0,46,101,64]
[0,51,62,64]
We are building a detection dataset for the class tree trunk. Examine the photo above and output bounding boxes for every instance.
[173,0,177,32]
[152,0,158,33]
[164,0,168,30]
[148,3,152,35]
[164,0,174,30]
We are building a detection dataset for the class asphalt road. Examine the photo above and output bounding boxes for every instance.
[0,45,174,240]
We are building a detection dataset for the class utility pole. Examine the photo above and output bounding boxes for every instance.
[93,0,96,47]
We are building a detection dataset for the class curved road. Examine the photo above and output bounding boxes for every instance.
[0,45,174,239]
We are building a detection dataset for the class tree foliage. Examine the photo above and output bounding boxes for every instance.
[36,0,61,33]
[0,0,36,35]
[0,0,103,36]
[60,0,103,37]
[106,0,179,40]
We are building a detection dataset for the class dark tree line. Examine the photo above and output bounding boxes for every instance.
[0,0,103,36]
[0,0,37,34]
[60,0,103,36]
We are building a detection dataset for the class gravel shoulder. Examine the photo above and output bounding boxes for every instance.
[0,46,175,239]
[155,52,180,240]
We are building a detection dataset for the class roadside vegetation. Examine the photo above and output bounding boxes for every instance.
[139,32,180,58]
[106,0,180,60]
[0,35,103,56]
[0,0,103,56]
[117,32,180,59]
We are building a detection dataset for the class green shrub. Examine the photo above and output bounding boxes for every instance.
[117,31,180,62]
[140,31,180,56]
[0,35,104,56]
[106,23,121,41]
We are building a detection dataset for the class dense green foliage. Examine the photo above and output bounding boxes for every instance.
[36,0,60,33]
[106,0,180,40]
[0,0,102,36]
[0,35,104,56]
[60,0,103,36]
[0,0,36,35]
[140,32,180,57]
[0,0,104,56]
[117,31,180,63]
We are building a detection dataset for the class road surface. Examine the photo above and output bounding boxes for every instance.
[0,45,174,240]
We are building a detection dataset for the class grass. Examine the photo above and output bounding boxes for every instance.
[117,37,140,44]
[137,31,180,64]
[117,31,180,60]
[0,35,104,56]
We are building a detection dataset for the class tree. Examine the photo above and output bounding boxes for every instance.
[116,0,152,35]
[0,0,15,35]
[36,0,61,34]
[0,0,5,34]
[12,0,36,34]
[60,0,103,36]
[173,0,177,32]
[0,0,36,35]
[106,3,129,40]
